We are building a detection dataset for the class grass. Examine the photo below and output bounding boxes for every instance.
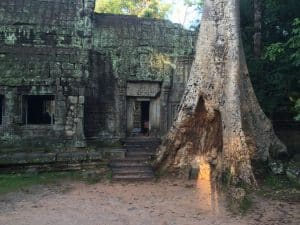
[264,175,294,189]
[239,196,253,213]
[87,140,123,149]
[0,170,110,195]
[225,187,254,215]
[105,170,113,182]
[257,174,300,201]
[252,159,300,201]
[0,172,77,195]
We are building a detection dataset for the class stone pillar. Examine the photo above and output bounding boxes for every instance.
[150,97,161,136]
[75,0,94,51]
[160,80,171,136]
[116,80,127,139]
[126,98,134,136]
[65,95,86,147]
[54,83,66,130]
[5,89,15,126]
[0,88,21,144]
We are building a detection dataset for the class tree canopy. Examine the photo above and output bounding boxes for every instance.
[240,0,300,121]
[94,0,172,19]
[94,0,300,121]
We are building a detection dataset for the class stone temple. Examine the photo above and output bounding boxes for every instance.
[0,0,196,155]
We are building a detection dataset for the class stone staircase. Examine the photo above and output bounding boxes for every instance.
[109,137,161,181]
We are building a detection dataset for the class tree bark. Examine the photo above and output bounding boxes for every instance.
[254,0,262,57]
[154,0,286,185]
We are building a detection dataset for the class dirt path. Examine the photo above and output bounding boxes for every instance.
[0,178,299,225]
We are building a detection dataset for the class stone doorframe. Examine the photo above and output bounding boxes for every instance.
[126,81,163,136]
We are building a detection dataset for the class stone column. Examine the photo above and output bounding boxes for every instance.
[126,98,134,136]
[116,80,127,139]
[160,80,171,136]
[65,96,86,148]
[150,97,161,136]
[1,88,21,144]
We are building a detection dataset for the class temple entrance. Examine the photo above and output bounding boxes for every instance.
[128,99,150,136]
[126,81,161,137]
[141,101,150,135]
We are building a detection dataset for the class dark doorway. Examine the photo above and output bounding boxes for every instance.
[0,96,3,125]
[24,95,55,124]
[141,101,150,135]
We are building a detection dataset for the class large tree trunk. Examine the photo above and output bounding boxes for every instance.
[154,0,286,185]
[254,0,262,57]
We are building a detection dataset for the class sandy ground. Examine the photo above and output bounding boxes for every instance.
[0,178,299,225]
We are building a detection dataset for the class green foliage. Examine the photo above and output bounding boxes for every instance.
[241,0,300,120]
[94,0,171,19]
[263,18,300,120]
[264,18,300,64]
[267,173,300,190]
[290,97,300,121]
[258,174,300,201]
[264,42,285,62]
[105,170,113,181]
[287,18,300,66]
[184,0,203,7]
[0,172,78,195]
[0,170,110,195]
[239,196,253,214]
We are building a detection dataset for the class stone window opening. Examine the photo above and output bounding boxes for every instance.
[23,95,55,125]
[0,95,3,125]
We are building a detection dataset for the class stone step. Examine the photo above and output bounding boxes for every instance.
[109,160,150,168]
[112,167,153,174]
[124,137,160,141]
[126,151,155,157]
[125,147,157,152]
[125,139,160,142]
[113,171,154,177]
[111,157,151,161]
[109,137,160,182]
[125,145,158,148]
[112,173,155,181]
[125,143,159,146]
[124,139,160,142]
[122,156,151,161]
[126,150,156,155]
[124,144,160,149]
[124,146,157,150]
[123,142,160,146]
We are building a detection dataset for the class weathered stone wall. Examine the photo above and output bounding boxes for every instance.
[0,0,94,149]
[0,0,197,150]
[92,14,195,81]
[87,14,196,140]
[85,50,119,140]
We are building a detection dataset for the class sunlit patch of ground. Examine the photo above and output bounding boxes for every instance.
[0,177,299,225]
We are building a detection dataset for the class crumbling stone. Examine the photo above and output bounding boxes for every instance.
[0,0,196,157]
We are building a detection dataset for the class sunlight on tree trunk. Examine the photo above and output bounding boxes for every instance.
[154,0,286,185]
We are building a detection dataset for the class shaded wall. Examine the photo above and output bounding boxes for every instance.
[0,0,197,147]
[0,0,94,149]
[88,14,196,139]
[84,51,119,140]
